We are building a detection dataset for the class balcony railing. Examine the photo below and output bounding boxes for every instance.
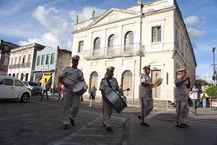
[8,63,31,69]
[83,43,145,60]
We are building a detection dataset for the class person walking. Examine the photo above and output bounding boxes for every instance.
[174,68,191,128]
[138,65,156,127]
[40,78,49,100]
[89,85,97,107]
[189,85,199,115]
[99,66,119,132]
[58,55,85,129]
[57,82,64,101]
[201,93,207,108]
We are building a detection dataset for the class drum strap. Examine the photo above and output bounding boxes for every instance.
[106,78,112,89]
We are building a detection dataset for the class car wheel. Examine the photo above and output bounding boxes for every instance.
[21,93,30,103]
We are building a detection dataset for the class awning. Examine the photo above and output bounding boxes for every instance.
[39,75,51,83]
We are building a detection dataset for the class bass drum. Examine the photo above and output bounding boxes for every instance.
[73,82,88,95]
[105,89,127,113]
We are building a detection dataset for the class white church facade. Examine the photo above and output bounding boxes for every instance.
[71,0,197,104]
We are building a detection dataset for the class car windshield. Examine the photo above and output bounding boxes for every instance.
[28,82,40,86]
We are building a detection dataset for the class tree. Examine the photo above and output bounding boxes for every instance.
[206,86,217,99]
[195,79,209,86]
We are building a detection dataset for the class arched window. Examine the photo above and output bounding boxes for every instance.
[93,37,100,56]
[124,31,134,52]
[108,34,115,55]
[94,37,100,50]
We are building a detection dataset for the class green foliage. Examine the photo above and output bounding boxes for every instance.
[206,86,217,98]
[195,79,209,86]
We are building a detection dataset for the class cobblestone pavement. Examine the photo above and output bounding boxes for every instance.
[0,96,127,145]
[1,95,217,145]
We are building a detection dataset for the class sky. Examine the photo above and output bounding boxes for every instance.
[0,0,217,83]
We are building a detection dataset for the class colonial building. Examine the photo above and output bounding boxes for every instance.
[7,43,45,81]
[0,40,19,75]
[34,46,72,93]
[71,0,197,104]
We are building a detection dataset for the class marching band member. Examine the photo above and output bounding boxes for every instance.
[174,68,191,128]
[99,66,119,132]
[138,65,156,127]
[59,55,84,129]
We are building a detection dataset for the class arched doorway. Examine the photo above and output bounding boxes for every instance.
[89,71,98,92]
[121,70,133,97]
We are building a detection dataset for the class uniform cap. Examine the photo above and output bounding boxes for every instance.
[177,68,187,73]
[143,65,151,70]
[106,66,115,71]
[71,55,80,60]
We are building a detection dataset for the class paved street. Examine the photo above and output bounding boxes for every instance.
[0,95,217,145]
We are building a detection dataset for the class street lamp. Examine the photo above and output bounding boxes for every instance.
[212,47,216,85]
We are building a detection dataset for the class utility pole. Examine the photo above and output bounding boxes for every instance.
[212,47,216,85]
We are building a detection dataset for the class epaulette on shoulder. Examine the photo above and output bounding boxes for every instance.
[63,66,71,71]
[101,78,105,80]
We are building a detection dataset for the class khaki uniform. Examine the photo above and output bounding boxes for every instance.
[139,73,153,123]
[60,67,84,125]
[174,77,189,126]
[99,77,119,128]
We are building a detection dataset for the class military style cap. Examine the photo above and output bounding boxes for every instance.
[177,68,187,73]
[71,55,80,60]
[143,65,151,70]
[106,66,115,71]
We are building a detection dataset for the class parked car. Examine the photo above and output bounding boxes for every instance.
[0,75,31,103]
[23,81,43,95]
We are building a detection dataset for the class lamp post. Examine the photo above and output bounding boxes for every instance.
[212,47,216,85]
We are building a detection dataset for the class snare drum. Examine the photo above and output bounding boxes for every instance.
[73,82,88,95]
[105,89,127,113]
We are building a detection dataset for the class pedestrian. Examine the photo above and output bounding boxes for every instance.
[99,66,119,132]
[138,65,156,127]
[174,68,191,128]
[57,82,64,101]
[41,78,49,100]
[189,85,199,115]
[89,85,97,107]
[80,95,84,102]
[202,93,207,108]
[58,55,85,129]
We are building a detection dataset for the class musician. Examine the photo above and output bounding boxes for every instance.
[174,68,190,128]
[138,65,156,127]
[58,55,84,129]
[99,66,119,132]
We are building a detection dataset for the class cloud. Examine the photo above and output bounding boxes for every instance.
[184,16,199,25]
[19,32,71,49]
[15,5,106,51]
[187,27,206,39]
[33,5,68,37]
[69,6,106,23]
[16,5,72,49]
[196,63,213,83]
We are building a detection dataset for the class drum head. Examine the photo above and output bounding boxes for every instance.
[73,82,86,92]
[152,78,163,88]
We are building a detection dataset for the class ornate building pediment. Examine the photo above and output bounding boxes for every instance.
[89,8,141,28]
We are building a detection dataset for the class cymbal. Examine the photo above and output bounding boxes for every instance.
[152,78,163,88]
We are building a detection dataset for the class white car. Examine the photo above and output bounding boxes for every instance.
[0,75,31,103]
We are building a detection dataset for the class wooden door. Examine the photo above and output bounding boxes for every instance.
[151,70,161,98]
